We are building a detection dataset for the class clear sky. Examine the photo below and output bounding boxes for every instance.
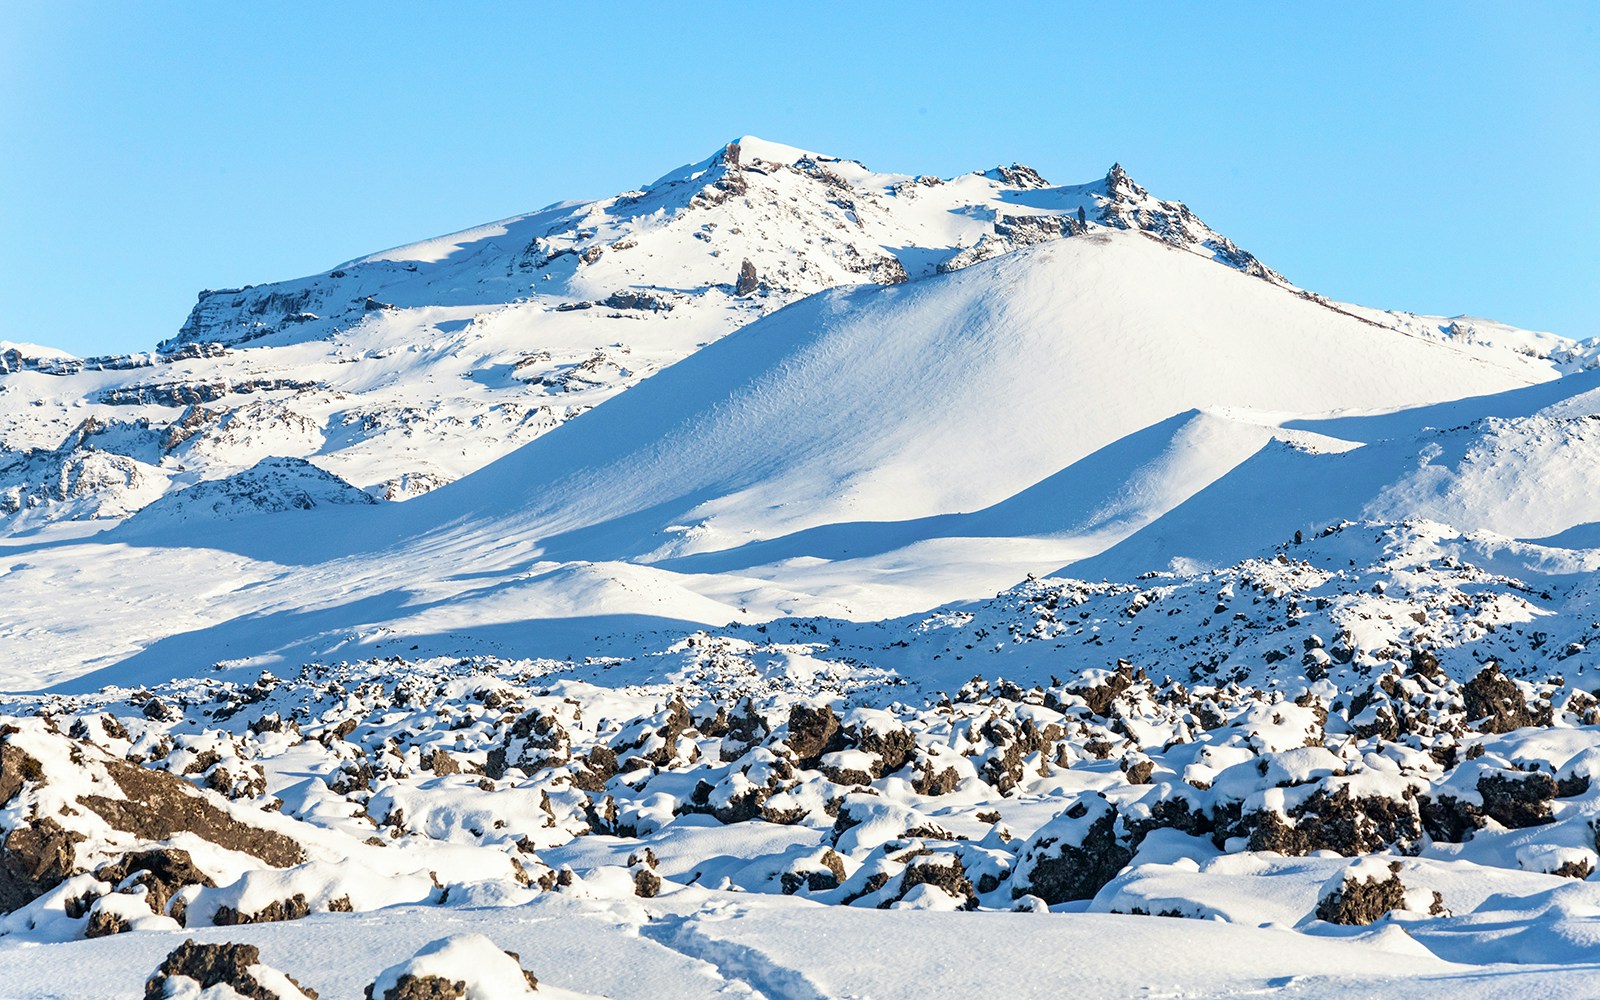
[2,2,1595,356]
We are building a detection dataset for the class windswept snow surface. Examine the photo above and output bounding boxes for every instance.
[6,137,1600,998]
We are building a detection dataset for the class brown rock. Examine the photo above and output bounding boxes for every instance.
[213,892,311,926]
[79,756,304,869]
[146,938,317,999]
[1315,868,1406,925]
[95,848,215,918]
[1463,665,1535,734]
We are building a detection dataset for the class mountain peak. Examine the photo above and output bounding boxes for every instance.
[988,163,1052,189]
[726,135,823,166]
[1104,162,1139,196]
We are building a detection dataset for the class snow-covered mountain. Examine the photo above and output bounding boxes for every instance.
[7,136,1600,998]
[6,136,1579,537]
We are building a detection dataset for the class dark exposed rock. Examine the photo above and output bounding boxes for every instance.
[820,759,873,787]
[371,975,467,1000]
[1236,786,1422,856]
[781,849,847,894]
[1012,796,1131,904]
[1555,858,1595,879]
[99,378,317,407]
[785,704,841,765]
[1463,665,1535,734]
[144,698,179,722]
[735,259,759,296]
[84,899,132,938]
[892,855,977,909]
[601,289,675,312]
[1315,866,1407,925]
[146,939,317,1000]
[326,759,374,795]
[719,700,769,761]
[488,707,571,778]
[569,745,618,792]
[0,739,40,807]
[1121,756,1154,785]
[213,892,311,926]
[95,847,215,918]
[912,763,960,796]
[425,749,461,776]
[1419,793,1484,843]
[992,164,1051,189]
[1477,769,1557,829]
[1,816,84,913]
[633,866,661,898]
[1074,663,1138,718]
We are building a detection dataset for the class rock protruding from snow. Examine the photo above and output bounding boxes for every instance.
[145,939,318,999]
[1011,794,1131,904]
[1314,859,1445,925]
[0,719,305,916]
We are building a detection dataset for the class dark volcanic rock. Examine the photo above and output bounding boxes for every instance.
[371,976,467,1000]
[735,258,759,296]
[1463,665,1535,734]
[213,892,312,926]
[146,939,317,999]
[1012,795,1131,904]
[785,704,841,765]
[1315,867,1407,925]
[1477,769,1557,829]
[96,847,216,918]
[81,756,305,868]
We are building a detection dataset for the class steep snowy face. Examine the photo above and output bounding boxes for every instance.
[0,137,1302,534]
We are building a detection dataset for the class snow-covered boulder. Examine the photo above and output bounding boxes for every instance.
[365,934,539,999]
[145,939,317,999]
[1011,794,1132,904]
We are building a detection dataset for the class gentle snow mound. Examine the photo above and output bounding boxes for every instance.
[366,934,539,999]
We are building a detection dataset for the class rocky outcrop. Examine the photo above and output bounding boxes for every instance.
[735,258,759,296]
[97,378,318,407]
[1,722,304,915]
[145,939,318,1000]
[1011,795,1131,904]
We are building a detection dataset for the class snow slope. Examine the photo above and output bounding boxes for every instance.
[399,230,1547,568]
[0,222,1582,692]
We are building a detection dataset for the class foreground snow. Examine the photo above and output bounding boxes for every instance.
[16,893,1600,999]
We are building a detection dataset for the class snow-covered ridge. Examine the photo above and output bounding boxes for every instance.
[0,136,1320,536]
[164,134,1287,351]
[2,136,1589,539]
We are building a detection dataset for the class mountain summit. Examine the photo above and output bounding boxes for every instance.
[166,136,1285,351]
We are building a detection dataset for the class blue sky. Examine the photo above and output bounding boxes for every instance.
[2,2,1595,356]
